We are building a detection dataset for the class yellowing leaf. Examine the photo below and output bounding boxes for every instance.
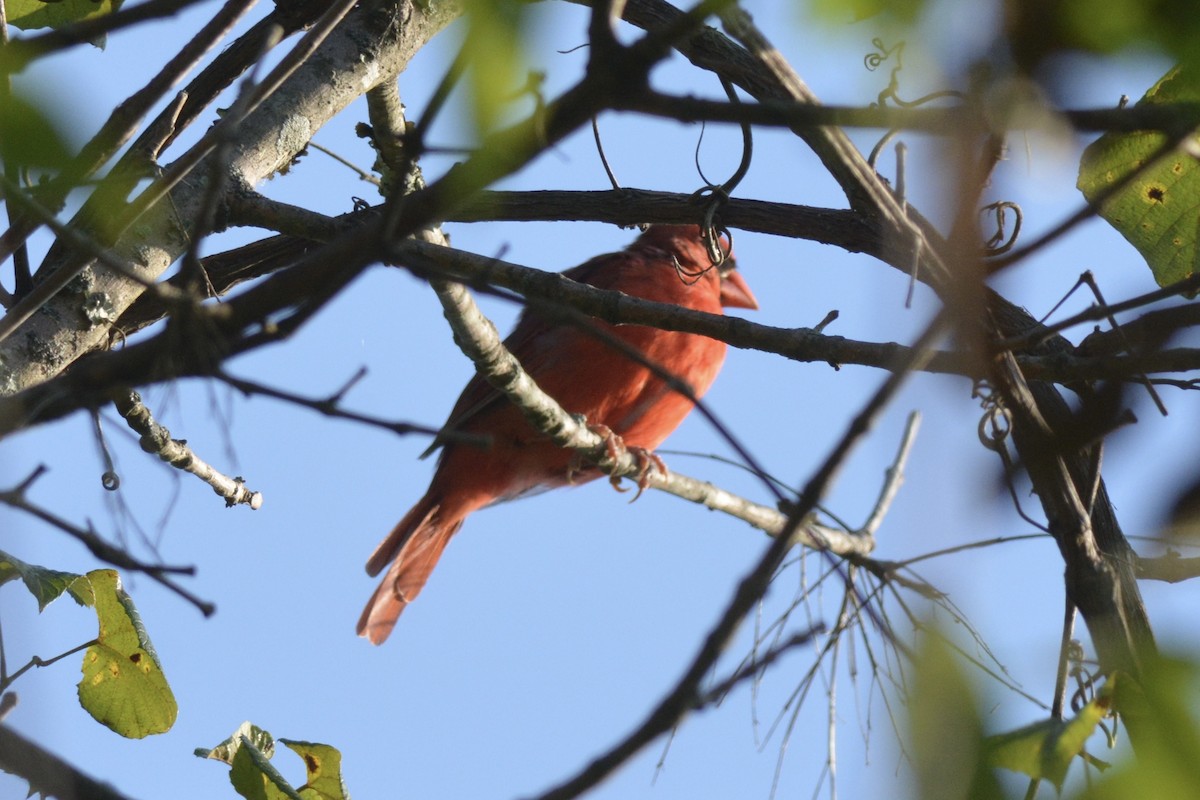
[76,569,177,738]
[197,721,277,765]
[198,724,349,800]
[986,686,1113,789]
[280,740,350,800]
[230,736,304,800]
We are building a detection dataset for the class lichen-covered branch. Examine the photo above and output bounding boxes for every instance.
[113,390,263,510]
[0,0,460,396]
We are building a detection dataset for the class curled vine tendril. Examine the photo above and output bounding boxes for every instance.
[976,397,1013,452]
[865,39,966,169]
[982,201,1024,256]
[687,77,750,270]
[91,409,121,491]
[972,381,1051,533]
[864,37,901,73]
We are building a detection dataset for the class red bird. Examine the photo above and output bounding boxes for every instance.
[358,224,757,643]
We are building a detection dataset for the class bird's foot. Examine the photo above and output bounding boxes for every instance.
[622,446,668,502]
[580,423,667,501]
[566,423,621,485]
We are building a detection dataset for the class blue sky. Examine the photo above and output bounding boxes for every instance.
[2,2,1195,799]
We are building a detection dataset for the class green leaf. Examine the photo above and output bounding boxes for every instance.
[809,0,924,23]
[197,724,320,800]
[0,90,71,171]
[230,736,305,800]
[0,549,90,610]
[1078,65,1200,289]
[6,0,120,35]
[1004,0,1200,70]
[1072,658,1200,798]
[986,685,1113,789]
[76,569,177,738]
[279,740,350,800]
[197,721,278,764]
[909,632,1005,800]
[461,0,530,133]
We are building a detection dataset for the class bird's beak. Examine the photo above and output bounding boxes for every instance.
[719,270,758,310]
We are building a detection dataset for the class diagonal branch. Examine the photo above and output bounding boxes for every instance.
[0,724,137,800]
[0,0,461,396]
[424,268,867,553]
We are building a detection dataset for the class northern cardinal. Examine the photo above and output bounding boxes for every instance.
[358,224,757,643]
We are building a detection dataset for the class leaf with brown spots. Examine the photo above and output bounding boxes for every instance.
[1078,65,1200,290]
[75,569,177,738]
[197,724,350,800]
[280,739,350,800]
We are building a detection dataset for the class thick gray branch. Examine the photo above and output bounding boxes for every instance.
[0,0,459,396]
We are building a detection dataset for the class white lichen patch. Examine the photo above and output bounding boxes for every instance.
[82,292,118,327]
[276,115,314,160]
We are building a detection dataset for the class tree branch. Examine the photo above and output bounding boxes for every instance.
[0,724,138,800]
[1137,551,1200,583]
[0,467,213,616]
[0,0,460,396]
[112,390,263,510]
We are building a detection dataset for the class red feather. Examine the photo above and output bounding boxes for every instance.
[358,225,757,643]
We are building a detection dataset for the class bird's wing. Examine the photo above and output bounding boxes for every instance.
[418,252,633,459]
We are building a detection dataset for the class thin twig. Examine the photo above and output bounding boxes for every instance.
[0,467,213,616]
[217,371,469,444]
[309,141,383,185]
[1052,597,1077,720]
[0,640,98,694]
[697,625,827,706]
[858,411,920,538]
[113,390,263,510]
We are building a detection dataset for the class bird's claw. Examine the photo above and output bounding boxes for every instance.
[590,424,668,501]
[565,424,667,501]
[621,446,668,502]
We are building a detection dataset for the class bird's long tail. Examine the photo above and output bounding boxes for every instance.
[357,494,463,644]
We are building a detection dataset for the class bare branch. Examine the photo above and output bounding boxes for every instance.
[1137,551,1200,583]
[697,625,827,707]
[0,468,214,616]
[217,370,473,444]
[113,390,263,510]
[859,411,920,538]
[991,349,1149,680]
[0,724,138,800]
[611,90,1200,135]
